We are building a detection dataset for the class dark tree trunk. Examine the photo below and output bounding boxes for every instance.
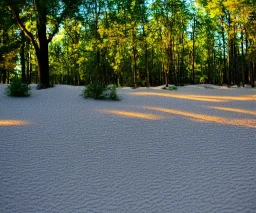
[207,47,210,84]
[145,44,149,87]
[241,31,245,87]
[36,2,50,88]
[7,69,10,84]
[180,32,185,86]
[228,37,232,86]
[132,46,137,88]
[26,52,30,83]
[192,16,196,85]
[2,68,6,84]
[165,67,169,87]
[234,42,240,87]
[168,37,173,85]
[221,20,227,85]
[20,31,26,82]
[96,50,101,83]
[251,62,255,88]
[29,61,32,84]
[26,51,32,84]
[244,29,249,84]
[36,41,50,88]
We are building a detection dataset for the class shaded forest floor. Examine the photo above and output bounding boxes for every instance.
[0,84,256,213]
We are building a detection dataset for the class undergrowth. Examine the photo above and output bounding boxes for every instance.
[83,84,120,100]
[6,78,31,97]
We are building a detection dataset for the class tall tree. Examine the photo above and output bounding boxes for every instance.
[5,0,81,88]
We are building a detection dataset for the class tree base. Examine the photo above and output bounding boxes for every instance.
[36,84,53,90]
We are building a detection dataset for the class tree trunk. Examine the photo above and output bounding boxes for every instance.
[145,44,149,87]
[133,48,137,88]
[2,67,6,84]
[36,42,50,88]
[221,20,227,85]
[234,41,240,87]
[20,31,26,82]
[36,4,50,88]
[165,66,169,87]
[26,51,30,83]
[241,31,245,87]
[207,47,210,84]
[244,28,249,84]
[228,37,232,86]
[251,62,255,88]
[26,51,32,84]
[192,16,196,85]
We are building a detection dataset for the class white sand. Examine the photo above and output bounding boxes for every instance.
[0,84,256,213]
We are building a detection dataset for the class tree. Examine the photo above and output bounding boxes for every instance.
[5,0,81,88]
[0,2,19,84]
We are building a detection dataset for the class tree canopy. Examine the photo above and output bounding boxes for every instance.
[0,0,255,87]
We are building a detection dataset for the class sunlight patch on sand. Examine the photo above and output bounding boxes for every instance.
[132,92,225,102]
[208,106,256,116]
[0,120,31,126]
[144,107,256,129]
[192,94,256,101]
[132,92,255,102]
[99,110,165,120]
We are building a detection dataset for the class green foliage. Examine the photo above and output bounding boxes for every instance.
[168,85,178,91]
[106,84,119,100]
[200,75,208,84]
[83,84,119,100]
[6,78,31,97]
[2,0,255,88]
[83,84,106,99]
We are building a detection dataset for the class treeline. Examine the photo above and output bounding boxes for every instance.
[0,0,255,88]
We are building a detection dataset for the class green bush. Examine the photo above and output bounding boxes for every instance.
[6,78,31,97]
[83,84,119,100]
[106,84,119,100]
[168,85,178,91]
[83,84,105,99]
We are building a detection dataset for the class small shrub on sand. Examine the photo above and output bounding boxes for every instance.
[6,78,31,97]
[106,84,119,100]
[83,84,119,100]
[83,84,105,99]
[168,85,178,91]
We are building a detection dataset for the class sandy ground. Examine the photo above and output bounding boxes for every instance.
[0,84,256,213]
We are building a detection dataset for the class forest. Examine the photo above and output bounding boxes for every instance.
[0,0,255,88]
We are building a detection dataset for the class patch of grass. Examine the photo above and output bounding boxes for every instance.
[83,84,120,100]
[5,78,31,97]
[168,85,178,91]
